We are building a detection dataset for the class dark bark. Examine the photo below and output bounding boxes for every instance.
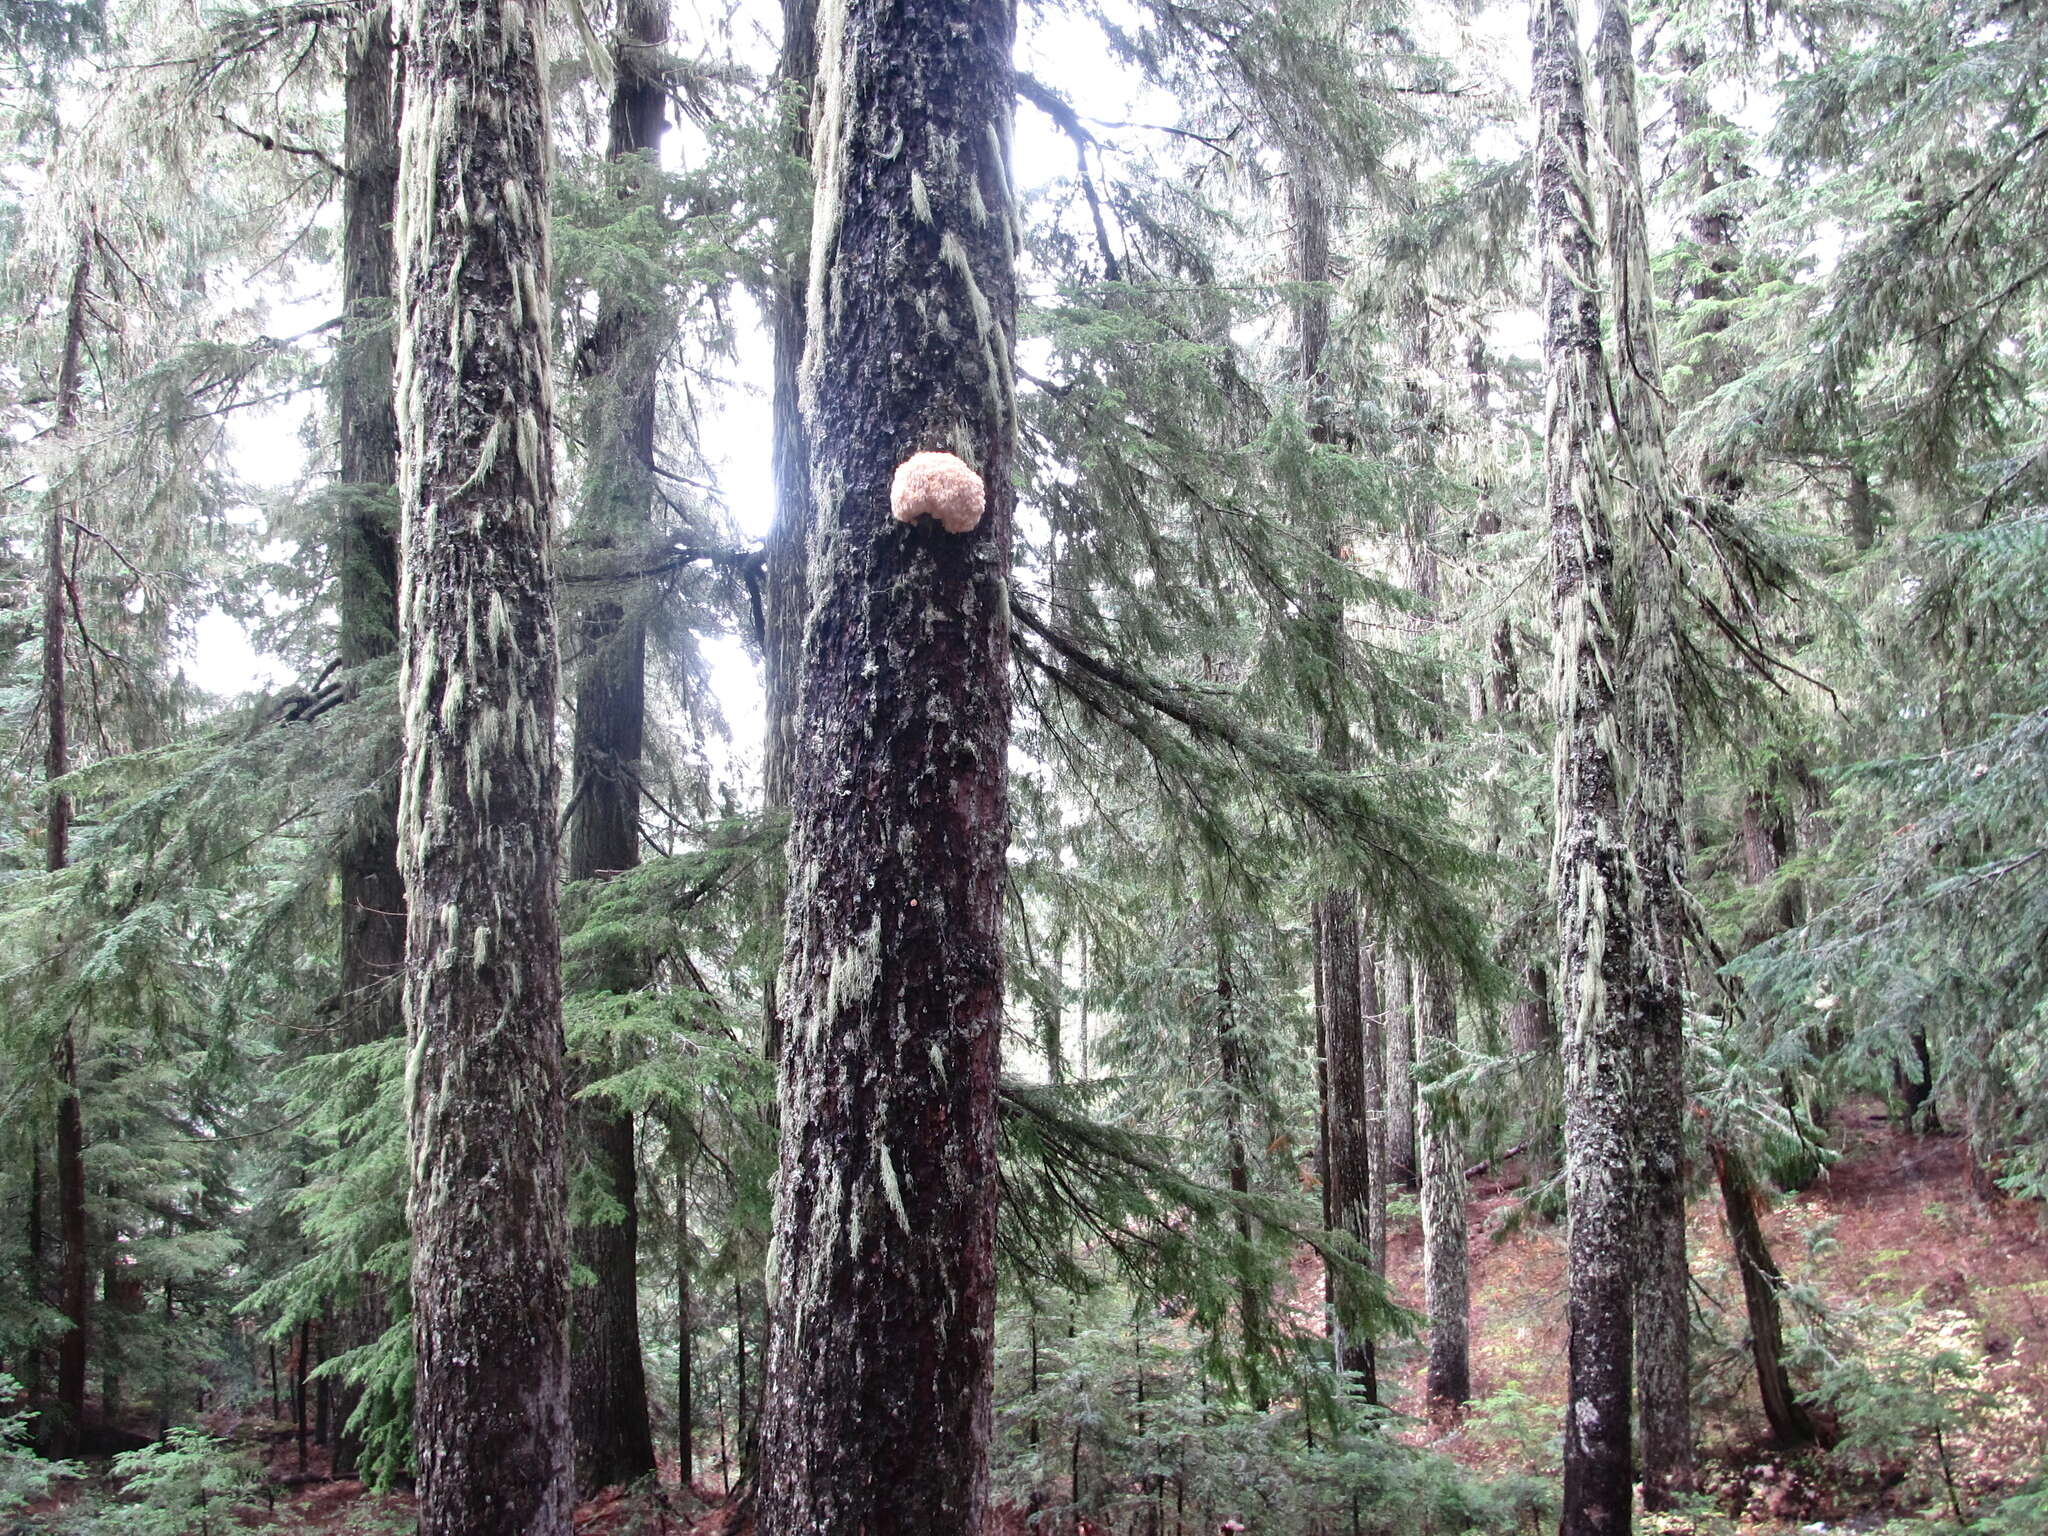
[394,0,572,1527]
[1216,936,1268,1410]
[1417,964,1469,1413]
[754,0,1018,1524]
[1712,1144,1823,1448]
[46,233,91,1462]
[1536,2,1638,1529]
[1319,895,1377,1402]
[331,5,404,1479]
[1290,155,1376,1405]
[563,0,667,1496]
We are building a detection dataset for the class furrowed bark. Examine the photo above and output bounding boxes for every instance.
[1535,1,1638,1529]
[332,3,404,1478]
[1417,963,1470,1414]
[1595,0,1693,1506]
[564,0,668,1494]
[394,0,572,1527]
[755,0,1018,1522]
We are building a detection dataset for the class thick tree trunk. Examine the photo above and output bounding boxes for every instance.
[1595,0,1693,1507]
[1417,964,1470,1414]
[46,233,91,1462]
[394,0,572,1527]
[1384,953,1418,1188]
[754,0,1017,1523]
[563,0,668,1495]
[331,5,405,1479]
[1712,1144,1823,1448]
[1536,3,1639,1530]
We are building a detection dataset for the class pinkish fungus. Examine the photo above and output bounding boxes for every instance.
[890,450,985,534]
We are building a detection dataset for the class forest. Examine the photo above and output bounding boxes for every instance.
[1,0,2045,1532]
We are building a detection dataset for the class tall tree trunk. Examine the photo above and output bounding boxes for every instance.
[1711,1144,1823,1447]
[394,0,572,1526]
[1384,953,1417,1188]
[1290,154,1376,1406]
[563,0,668,1495]
[1595,0,1694,1507]
[46,232,91,1461]
[1417,964,1469,1414]
[1536,3,1638,1530]
[754,0,1017,1522]
[1319,894,1378,1403]
[331,3,404,1479]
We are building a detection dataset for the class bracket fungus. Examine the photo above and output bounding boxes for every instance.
[890,450,985,534]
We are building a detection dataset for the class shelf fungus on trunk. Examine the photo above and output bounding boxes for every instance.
[890,449,985,533]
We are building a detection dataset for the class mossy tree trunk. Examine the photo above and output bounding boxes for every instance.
[394,0,572,1526]
[562,0,668,1495]
[331,2,404,1478]
[1417,964,1470,1414]
[1384,953,1417,1188]
[754,0,1018,1523]
[1536,2,1639,1530]
[1595,0,1694,1507]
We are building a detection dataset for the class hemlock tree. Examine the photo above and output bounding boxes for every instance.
[393,0,572,1528]
[1595,0,1693,1506]
[755,0,1018,1531]
[1535,0,1638,1531]
[563,0,669,1494]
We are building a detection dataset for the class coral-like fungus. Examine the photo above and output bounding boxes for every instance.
[890,450,985,534]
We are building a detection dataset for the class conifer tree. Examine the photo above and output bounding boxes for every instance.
[755,0,1018,1527]
[1534,1,1638,1529]
[1595,0,1693,1505]
[393,0,572,1526]
[562,0,670,1493]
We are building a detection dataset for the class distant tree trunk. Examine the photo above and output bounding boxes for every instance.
[45,232,91,1462]
[1711,1144,1823,1448]
[26,1149,44,1422]
[1417,964,1469,1413]
[563,0,667,1496]
[1384,953,1417,1188]
[754,0,1017,1523]
[394,0,572,1525]
[1360,943,1388,1275]
[1536,3,1638,1530]
[1596,0,1694,1506]
[331,3,404,1479]
[1320,895,1378,1402]
[1216,935,1268,1410]
[1291,153,1376,1407]
[676,1155,693,1492]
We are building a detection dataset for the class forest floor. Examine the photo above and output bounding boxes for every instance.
[1368,1100,2048,1532]
[18,1103,2042,1534]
